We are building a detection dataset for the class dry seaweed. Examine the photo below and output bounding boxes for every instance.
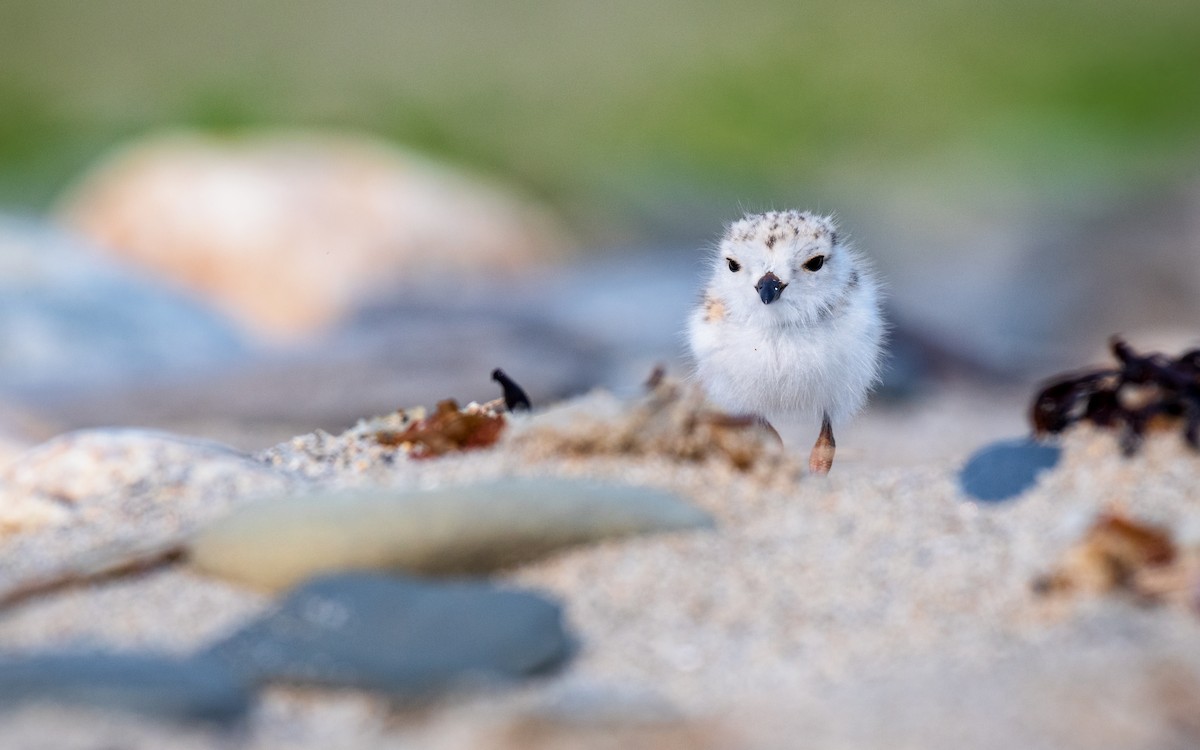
[1032,511,1190,603]
[1031,337,1200,455]
[375,399,506,459]
[512,371,786,472]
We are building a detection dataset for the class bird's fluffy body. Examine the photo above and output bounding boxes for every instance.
[688,210,884,425]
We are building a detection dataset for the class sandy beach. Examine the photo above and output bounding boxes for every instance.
[4,3,1199,747]
[1,377,1198,749]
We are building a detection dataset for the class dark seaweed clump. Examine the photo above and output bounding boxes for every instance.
[1031,337,1200,455]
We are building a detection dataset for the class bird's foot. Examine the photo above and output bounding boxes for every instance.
[808,413,836,475]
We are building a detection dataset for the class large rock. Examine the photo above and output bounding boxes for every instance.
[188,478,714,590]
[58,132,573,338]
[0,427,297,532]
[0,429,297,596]
[1,429,292,508]
[205,573,571,695]
[0,216,246,394]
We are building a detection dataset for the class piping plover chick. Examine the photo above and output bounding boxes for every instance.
[688,210,885,474]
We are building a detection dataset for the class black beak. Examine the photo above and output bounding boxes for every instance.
[756,272,786,305]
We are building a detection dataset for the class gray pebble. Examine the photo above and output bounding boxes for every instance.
[959,437,1061,502]
[0,652,251,724]
[204,572,571,695]
[0,216,246,395]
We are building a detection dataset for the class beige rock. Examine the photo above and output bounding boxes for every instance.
[0,429,295,538]
[188,478,714,590]
[1,429,288,505]
[58,132,572,338]
[0,484,71,537]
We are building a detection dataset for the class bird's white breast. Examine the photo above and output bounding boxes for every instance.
[688,276,883,424]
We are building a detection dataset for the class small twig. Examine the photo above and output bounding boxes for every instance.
[492,368,532,412]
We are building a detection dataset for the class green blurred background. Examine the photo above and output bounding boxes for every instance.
[1,0,1199,241]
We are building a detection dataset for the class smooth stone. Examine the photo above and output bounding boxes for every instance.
[959,437,1062,502]
[0,215,246,395]
[204,572,571,695]
[58,132,572,339]
[0,428,297,539]
[0,652,251,724]
[1,428,293,505]
[189,478,713,590]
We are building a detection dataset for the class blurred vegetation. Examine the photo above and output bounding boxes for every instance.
[0,0,1198,239]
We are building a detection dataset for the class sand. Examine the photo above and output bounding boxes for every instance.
[1,383,1199,749]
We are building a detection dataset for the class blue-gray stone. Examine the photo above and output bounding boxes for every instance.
[0,216,247,394]
[0,652,252,724]
[960,437,1061,502]
[205,573,573,695]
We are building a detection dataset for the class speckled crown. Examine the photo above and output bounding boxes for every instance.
[724,210,837,249]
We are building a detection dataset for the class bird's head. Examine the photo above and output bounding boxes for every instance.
[710,210,852,325]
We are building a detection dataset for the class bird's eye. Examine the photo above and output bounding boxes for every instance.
[803,255,825,272]
[726,258,741,272]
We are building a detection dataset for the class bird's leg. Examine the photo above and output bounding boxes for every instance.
[809,412,836,475]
